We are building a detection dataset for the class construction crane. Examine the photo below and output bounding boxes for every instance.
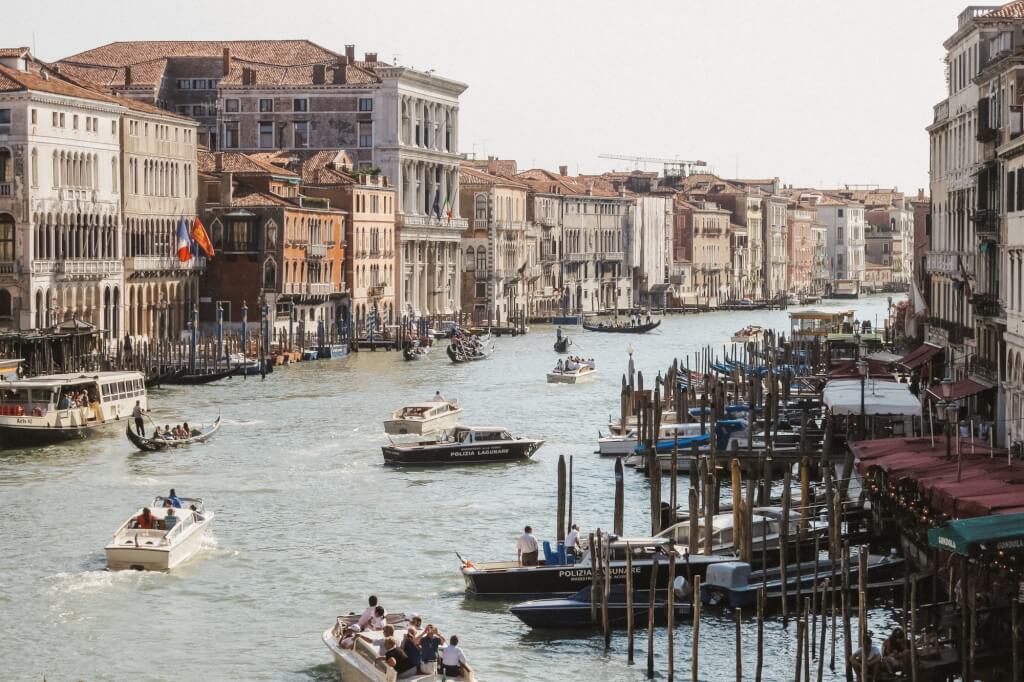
[598,153,708,178]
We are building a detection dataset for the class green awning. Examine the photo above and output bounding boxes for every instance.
[927,512,1024,557]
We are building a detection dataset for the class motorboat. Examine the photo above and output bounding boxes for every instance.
[510,584,688,629]
[546,359,596,384]
[105,496,213,571]
[382,426,543,466]
[319,344,350,360]
[323,610,481,681]
[125,417,222,451]
[460,534,734,597]
[598,422,698,456]
[700,552,904,610]
[229,353,262,376]
[0,371,147,447]
[730,325,764,344]
[605,410,681,436]
[383,399,462,435]
[582,319,661,334]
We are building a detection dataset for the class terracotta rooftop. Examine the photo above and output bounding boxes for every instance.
[197,149,299,177]
[228,187,297,208]
[57,58,169,90]
[460,164,530,190]
[0,62,120,103]
[248,150,358,186]
[62,40,338,68]
[986,1,1024,18]
[463,158,519,179]
[0,47,30,58]
[219,59,379,87]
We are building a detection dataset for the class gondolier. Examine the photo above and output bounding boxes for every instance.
[517,526,539,566]
[131,400,145,436]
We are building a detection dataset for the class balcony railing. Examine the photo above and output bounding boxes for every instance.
[367,284,387,298]
[309,282,334,295]
[926,316,975,345]
[307,243,328,258]
[128,256,205,272]
[925,251,973,276]
[971,292,1003,318]
[402,214,469,229]
[32,259,125,277]
[598,251,624,261]
[0,182,11,197]
[969,355,999,383]
[972,208,999,235]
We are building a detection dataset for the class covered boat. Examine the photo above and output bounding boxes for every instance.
[104,496,213,571]
[582,319,661,334]
[510,584,687,629]
[382,426,543,465]
[0,371,147,447]
[383,399,462,435]
[125,417,222,451]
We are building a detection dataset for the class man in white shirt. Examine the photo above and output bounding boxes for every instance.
[565,523,581,559]
[440,634,472,678]
[357,595,379,630]
[517,525,539,566]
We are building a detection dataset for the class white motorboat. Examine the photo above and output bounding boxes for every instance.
[105,496,213,571]
[730,325,764,344]
[384,399,462,435]
[656,507,828,557]
[0,370,147,447]
[598,422,703,456]
[546,360,596,384]
[323,612,480,681]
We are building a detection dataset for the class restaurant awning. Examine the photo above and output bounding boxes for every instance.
[822,378,921,416]
[899,343,942,370]
[927,512,1024,557]
[926,377,992,402]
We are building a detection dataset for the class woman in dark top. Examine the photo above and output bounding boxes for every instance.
[377,637,415,676]
[401,627,422,673]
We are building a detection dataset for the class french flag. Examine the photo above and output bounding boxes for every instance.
[176,216,192,262]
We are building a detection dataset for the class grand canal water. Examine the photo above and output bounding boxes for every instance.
[0,295,906,681]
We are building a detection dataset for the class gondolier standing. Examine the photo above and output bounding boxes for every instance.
[517,526,539,566]
[131,400,145,436]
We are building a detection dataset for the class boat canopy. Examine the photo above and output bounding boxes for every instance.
[822,379,921,417]
[927,512,1024,557]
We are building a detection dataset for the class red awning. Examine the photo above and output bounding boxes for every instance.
[926,377,992,402]
[899,343,942,370]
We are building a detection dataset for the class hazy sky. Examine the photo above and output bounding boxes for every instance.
[8,0,972,191]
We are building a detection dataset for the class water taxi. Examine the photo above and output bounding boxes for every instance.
[0,370,146,447]
[546,360,596,384]
[730,325,764,344]
[105,496,213,571]
[383,399,462,435]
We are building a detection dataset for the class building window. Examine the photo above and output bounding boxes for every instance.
[224,99,239,113]
[259,98,273,113]
[474,195,487,224]
[177,105,191,115]
[294,121,309,148]
[52,112,58,127]
[476,248,486,271]
[73,115,79,130]
[59,113,65,128]
[226,219,255,252]
[465,246,475,270]
[293,98,308,113]
[177,79,191,90]
[30,148,37,187]
[258,122,274,148]
[837,208,844,218]
[223,121,239,149]
[30,109,36,125]
[837,227,844,243]
[192,104,207,117]
[358,98,373,112]
[0,215,14,261]
[358,121,372,148]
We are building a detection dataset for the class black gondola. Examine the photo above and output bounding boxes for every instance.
[582,319,661,334]
[144,368,183,388]
[403,341,431,361]
[554,328,570,353]
[125,417,222,451]
[161,367,239,385]
[446,338,493,363]
[382,426,543,466]
[510,584,688,628]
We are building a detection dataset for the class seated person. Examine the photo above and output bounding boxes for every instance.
[849,634,882,680]
[163,507,179,532]
[134,507,155,529]
[441,635,472,678]
[375,637,415,678]
[161,425,175,440]
[337,624,363,650]
[368,605,387,631]
[881,627,909,673]
[153,426,164,439]
[189,504,205,522]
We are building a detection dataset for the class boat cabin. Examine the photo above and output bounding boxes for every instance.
[448,426,513,443]
[0,371,146,423]
[395,401,457,420]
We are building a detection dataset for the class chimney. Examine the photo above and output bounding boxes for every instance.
[917,188,925,200]
[558,165,568,177]
[313,64,327,85]
[220,171,234,207]
[214,152,224,173]
[222,47,232,76]
[332,56,348,84]
[124,65,133,87]
[345,44,355,64]
[365,52,378,64]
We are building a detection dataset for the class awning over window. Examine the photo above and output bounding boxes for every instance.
[926,377,992,402]
[899,343,942,370]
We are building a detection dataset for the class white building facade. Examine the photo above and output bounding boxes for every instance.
[816,200,866,285]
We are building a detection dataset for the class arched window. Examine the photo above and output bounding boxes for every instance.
[474,194,487,224]
[465,246,475,270]
[0,290,11,319]
[0,213,14,262]
[263,258,277,289]
[476,247,486,272]
[210,219,224,249]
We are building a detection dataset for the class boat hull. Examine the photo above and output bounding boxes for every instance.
[382,439,543,465]
[0,422,97,447]
[125,418,222,451]
[105,516,211,571]
[546,368,595,384]
[511,598,675,628]
[582,320,661,334]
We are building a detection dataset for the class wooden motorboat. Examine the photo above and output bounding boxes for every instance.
[105,496,213,571]
[383,400,461,435]
[582,319,661,334]
[731,325,764,344]
[162,367,239,385]
[382,426,543,466]
[546,360,596,384]
[0,371,147,447]
[511,584,688,629]
[126,417,222,451]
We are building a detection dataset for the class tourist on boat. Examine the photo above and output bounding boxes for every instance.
[58,392,71,409]
[402,627,423,673]
[849,634,882,679]
[432,391,445,402]
[376,625,396,656]
[376,637,415,677]
[161,425,175,440]
[409,614,423,635]
[167,489,182,508]
[418,624,444,672]
[881,627,909,673]
[337,624,362,650]
[357,596,379,629]
[189,504,204,522]
[368,605,387,630]
[517,526,539,566]
[565,523,581,559]
[163,507,179,532]
[153,425,164,439]
[131,401,145,436]
[440,635,472,678]
[183,422,195,437]
[134,507,155,529]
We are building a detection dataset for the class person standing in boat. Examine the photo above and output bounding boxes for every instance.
[131,400,145,436]
[565,523,581,559]
[517,526,539,566]
[432,390,445,402]
[357,595,379,630]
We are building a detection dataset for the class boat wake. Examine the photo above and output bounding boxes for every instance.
[50,566,168,595]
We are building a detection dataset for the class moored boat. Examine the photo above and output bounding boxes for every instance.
[104,496,213,571]
[383,399,462,435]
[0,370,147,447]
[510,584,688,628]
[125,417,222,451]
[382,425,543,466]
[162,366,239,385]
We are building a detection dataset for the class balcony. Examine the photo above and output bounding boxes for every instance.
[926,316,975,345]
[972,208,999,235]
[565,252,590,263]
[598,251,624,261]
[402,214,468,230]
[925,251,973,276]
[971,292,1003,318]
[0,182,11,197]
[367,284,387,298]
[307,243,328,258]
[0,261,15,274]
[969,355,999,383]
[128,256,205,272]
[933,101,949,125]
[32,259,124,278]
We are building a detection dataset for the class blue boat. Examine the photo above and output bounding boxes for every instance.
[318,344,349,360]
[510,584,687,629]
[634,419,748,454]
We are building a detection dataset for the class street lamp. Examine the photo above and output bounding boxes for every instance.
[857,357,868,440]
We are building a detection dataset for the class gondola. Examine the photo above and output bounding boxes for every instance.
[125,417,222,451]
[553,332,570,353]
[161,367,239,385]
[144,368,182,388]
[582,319,661,334]
[403,341,431,361]
[446,337,493,363]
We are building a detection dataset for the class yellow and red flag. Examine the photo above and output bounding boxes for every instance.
[191,216,215,259]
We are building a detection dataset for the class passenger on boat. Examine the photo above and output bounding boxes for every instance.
[849,634,882,680]
[368,605,387,630]
[377,625,396,656]
[555,359,564,372]
[337,624,363,649]
[189,504,204,522]
[167,489,182,508]
[517,526,539,566]
[161,425,175,440]
[376,637,416,677]
[163,507,179,532]
[418,624,444,672]
[58,393,71,409]
[441,635,472,678]
[409,614,423,634]
[133,507,155,529]
[357,595,379,629]
[402,627,422,674]
[565,523,581,559]
[433,391,445,402]
[153,426,164,439]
